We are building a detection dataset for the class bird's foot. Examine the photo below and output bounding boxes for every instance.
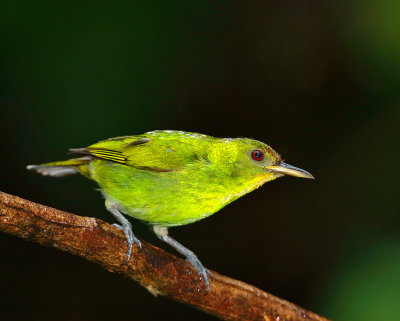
[186,254,212,292]
[152,226,212,292]
[112,223,142,263]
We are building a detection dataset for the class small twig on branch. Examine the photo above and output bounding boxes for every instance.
[0,191,329,321]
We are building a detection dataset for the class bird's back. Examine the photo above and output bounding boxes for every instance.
[84,131,236,226]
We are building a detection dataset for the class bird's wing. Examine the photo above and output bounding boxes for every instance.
[71,134,209,172]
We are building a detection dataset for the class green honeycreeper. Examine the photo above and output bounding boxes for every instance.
[27,130,313,291]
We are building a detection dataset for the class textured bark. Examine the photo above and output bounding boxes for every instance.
[0,191,329,321]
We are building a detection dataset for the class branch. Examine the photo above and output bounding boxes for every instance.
[0,191,329,321]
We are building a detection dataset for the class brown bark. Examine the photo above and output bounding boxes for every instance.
[0,191,329,321]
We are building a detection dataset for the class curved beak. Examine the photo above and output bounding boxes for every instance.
[266,162,314,179]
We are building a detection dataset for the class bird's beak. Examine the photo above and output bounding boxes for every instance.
[266,162,314,179]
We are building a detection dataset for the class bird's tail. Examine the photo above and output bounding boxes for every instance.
[27,157,92,178]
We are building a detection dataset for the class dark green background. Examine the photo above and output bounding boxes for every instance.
[1,1,399,320]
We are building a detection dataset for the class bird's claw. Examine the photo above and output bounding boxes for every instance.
[124,227,142,262]
[113,223,142,263]
[186,255,211,292]
[206,268,213,280]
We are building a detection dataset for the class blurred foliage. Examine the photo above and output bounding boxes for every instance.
[1,1,399,320]
[317,234,400,321]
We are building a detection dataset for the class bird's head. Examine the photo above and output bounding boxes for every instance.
[209,137,313,185]
[234,138,313,182]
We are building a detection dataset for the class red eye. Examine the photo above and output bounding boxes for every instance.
[251,150,264,161]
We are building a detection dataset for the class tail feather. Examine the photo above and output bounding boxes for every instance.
[27,157,92,178]
[69,148,91,155]
[26,165,78,177]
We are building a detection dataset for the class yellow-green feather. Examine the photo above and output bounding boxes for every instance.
[36,130,281,226]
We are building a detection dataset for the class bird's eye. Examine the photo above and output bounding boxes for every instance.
[251,150,264,161]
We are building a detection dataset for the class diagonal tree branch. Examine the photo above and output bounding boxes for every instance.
[0,191,329,321]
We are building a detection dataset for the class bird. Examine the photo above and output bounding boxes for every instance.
[27,130,313,291]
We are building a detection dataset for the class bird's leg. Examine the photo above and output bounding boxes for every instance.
[106,200,142,264]
[153,226,212,292]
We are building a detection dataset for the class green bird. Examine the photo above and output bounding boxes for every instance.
[27,130,313,290]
